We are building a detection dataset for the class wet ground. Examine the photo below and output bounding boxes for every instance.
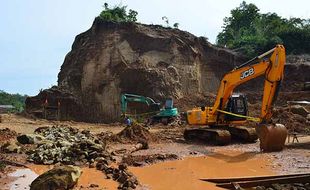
[0,114,310,190]
[130,150,274,190]
[1,149,273,190]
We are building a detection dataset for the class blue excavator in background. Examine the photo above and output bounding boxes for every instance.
[120,93,179,125]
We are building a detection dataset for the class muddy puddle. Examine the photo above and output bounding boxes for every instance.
[8,168,38,190]
[4,150,274,190]
[130,150,274,190]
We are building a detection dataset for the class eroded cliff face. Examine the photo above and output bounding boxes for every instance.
[54,18,245,122]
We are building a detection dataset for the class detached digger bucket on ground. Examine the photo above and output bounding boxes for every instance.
[256,123,288,152]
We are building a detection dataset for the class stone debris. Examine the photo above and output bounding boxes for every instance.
[272,107,310,133]
[290,105,309,117]
[96,160,139,190]
[122,154,178,166]
[30,165,82,190]
[27,125,112,165]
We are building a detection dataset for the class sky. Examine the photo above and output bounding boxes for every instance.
[0,0,309,96]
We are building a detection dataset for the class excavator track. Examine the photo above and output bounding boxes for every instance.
[223,126,258,143]
[184,126,258,145]
[184,127,231,145]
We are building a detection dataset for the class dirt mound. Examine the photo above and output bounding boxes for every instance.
[273,108,310,134]
[113,124,155,143]
[0,128,18,143]
[122,154,178,166]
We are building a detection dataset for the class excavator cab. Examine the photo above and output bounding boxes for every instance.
[225,94,248,121]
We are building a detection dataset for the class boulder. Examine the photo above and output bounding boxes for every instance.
[290,105,309,117]
[17,134,45,144]
[30,165,82,190]
[307,114,310,121]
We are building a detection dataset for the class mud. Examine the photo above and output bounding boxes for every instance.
[122,154,178,166]
[0,114,309,190]
[130,150,274,190]
[0,128,18,142]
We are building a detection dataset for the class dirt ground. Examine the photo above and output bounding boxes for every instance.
[0,113,310,190]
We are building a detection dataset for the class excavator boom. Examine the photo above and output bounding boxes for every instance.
[212,45,285,121]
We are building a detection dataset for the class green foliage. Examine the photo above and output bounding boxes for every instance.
[217,1,310,57]
[173,23,179,29]
[0,90,27,112]
[162,16,169,27]
[99,3,138,22]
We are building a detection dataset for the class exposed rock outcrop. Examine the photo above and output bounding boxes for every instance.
[27,19,245,123]
[26,19,310,123]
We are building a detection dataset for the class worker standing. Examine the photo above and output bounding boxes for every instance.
[125,116,132,126]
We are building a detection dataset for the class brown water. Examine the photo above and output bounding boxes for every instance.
[6,150,274,190]
[130,150,274,190]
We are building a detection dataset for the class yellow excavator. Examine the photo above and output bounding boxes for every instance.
[184,45,288,152]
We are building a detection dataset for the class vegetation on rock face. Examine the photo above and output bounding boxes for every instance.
[217,1,310,57]
[99,3,138,22]
[0,90,27,112]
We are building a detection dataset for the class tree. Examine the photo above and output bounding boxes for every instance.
[173,23,179,29]
[99,3,138,22]
[0,90,27,112]
[162,16,169,27]
[217,1,310,57]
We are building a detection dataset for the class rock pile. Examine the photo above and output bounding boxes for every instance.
[273,106,310,134]
[113,123,155,143]
[96,161,139,190]
[122,154,178,166]
[26,126,112,165]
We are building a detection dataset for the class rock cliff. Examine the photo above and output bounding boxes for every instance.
[56,18,244,122]
[26,18,310,123]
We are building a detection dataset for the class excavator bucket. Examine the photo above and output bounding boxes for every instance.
[256,124,287,152]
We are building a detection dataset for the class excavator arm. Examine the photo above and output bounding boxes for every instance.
[212,45,285,123]
[120,93,160,115]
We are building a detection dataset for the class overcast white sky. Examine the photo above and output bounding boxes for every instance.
[0,0,309,95]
